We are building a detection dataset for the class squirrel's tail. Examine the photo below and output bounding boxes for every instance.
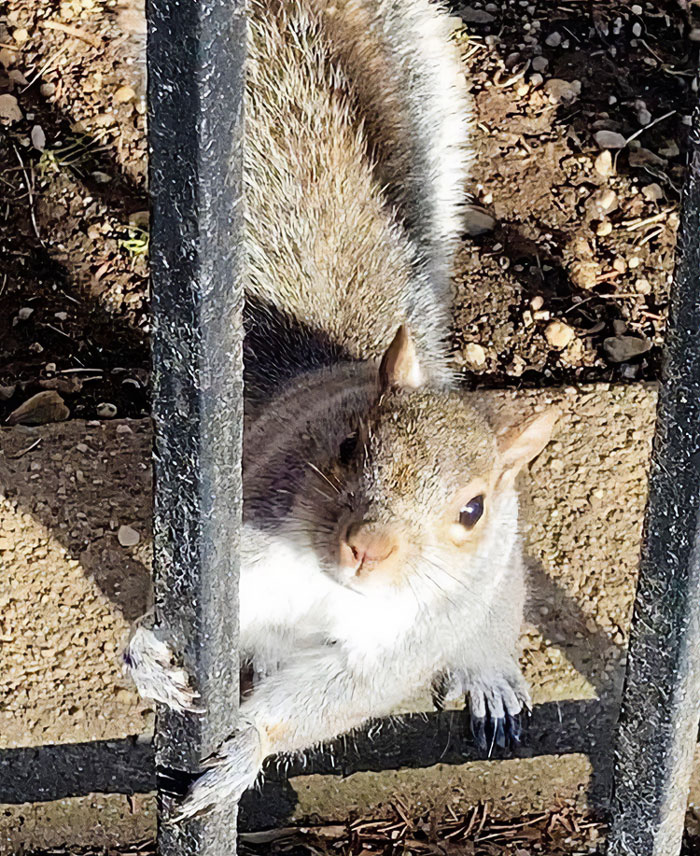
[380,0,472,300]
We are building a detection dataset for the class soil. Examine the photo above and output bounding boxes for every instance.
[16,805,700,856]
[0,0,697,425]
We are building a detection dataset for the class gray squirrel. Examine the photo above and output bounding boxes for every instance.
[125,0,558,821]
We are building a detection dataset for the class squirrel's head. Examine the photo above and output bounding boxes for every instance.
[296,326,558,597]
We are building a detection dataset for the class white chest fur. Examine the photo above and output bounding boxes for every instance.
[239,527,423,670]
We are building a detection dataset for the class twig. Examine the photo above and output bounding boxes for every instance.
[20,46,67,93]
[493,61,530,88]
[624,109,677,147]
[11,144,43,246]
[613,110,677,170]
[44,322,73,339]
[8,438,42,459]
[638,226,664,246]
[623,208,672,231]
[474,802,490,839]
[40,20,102,49]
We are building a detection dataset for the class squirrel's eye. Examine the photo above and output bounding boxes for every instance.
[339,431,359,464]
[459,495,484,529]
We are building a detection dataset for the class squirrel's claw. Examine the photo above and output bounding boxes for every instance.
[123,618,204,715]
[459,666,530,754]
[469,709,522,753]
[170,720,264,823]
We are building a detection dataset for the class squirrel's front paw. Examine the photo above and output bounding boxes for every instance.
[172,720,265,822]
[433,665,530,752]
[123,614,202,714]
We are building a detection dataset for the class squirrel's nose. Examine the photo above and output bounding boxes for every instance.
[339,522,399,574]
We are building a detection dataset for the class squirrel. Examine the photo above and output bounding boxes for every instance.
[125,0,559,821]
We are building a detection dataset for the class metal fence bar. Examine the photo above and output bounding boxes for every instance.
[606,103,700,856]
[147,0,245,852]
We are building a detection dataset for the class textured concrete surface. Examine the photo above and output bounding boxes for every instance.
[0,384,664,851]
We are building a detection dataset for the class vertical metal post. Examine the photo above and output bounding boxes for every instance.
[606,103,700,856]
[147,0,245,852]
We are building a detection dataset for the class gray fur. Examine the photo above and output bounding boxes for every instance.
[124,0,555,823]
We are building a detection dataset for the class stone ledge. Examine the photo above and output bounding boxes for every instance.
[0,383,661,850]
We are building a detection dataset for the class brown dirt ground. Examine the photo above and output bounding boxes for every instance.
[1,0,700,853]
[14,807,700,856]
[0,0,697,423]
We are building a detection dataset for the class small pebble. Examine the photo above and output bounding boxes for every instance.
[632,22,642,37]
[594,150,613,177]
[544,78,581,104]
[631,4,643,13]
[628,256,642,270]
[659,140,680,158]
[530,295,544,311]
[545,320,575,350]
[569,260,600,290]
[54,311,68,321]
[507,355,527,377]
[690,28,700,43]
[0,94,22,124]
[12,27,29,44]
[17,307,34,321]
[40,82,56,97]
[30,125,46,151]
[642,183,664,202]
[96,402,118,418]
[530,72,543,86]
[545,32,562,47]
[635,278,652,295]
[595,188,618,213]
[596,220,613,237]
[117,525,141,548]
[114,85,136,103]
[594,130,627,150]
[628,147,665,168]
[7,391,69,425]
[603,335,651,363]
[459,7,495,23]
[637,108,652,126]
[532,56,549,73]
[464,342,487,368]
[463,206,495,237]
[8,68,27,86]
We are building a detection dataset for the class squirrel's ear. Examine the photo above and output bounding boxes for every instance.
[379,326,424,391]
[495,408,560,486]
